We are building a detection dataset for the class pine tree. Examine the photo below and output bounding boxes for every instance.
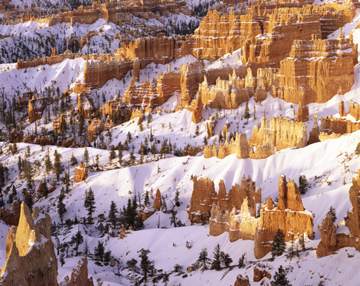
[83,148,89,165]
[299,175,308,194]
[45,151,53,174]
[244,101,250,120]
[71,231,83,256]
[138,248,155,283]
[109,148,116,162]
[108,201,118,230]
[144,191,150,207]
[211,244,221,270]
[220,251,233,268]
[57,188,66,222]
[84,188,96,224]
[271,266,291,286]
[174,190,180,207]
[70,154,78,166]
[197,248,209,271]
[272,230,286,258]
[94,241,105,263]
[328,206,336,223]
[238,254,245,268]
[22,159,33,188]
[54,150,62,181]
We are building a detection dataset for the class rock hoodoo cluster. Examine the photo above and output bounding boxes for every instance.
[0,203,58,286]
[317,171,360,257]
[189,175,313,258]
[62,257,93,286]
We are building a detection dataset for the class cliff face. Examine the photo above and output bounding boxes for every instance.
[249,117,308,158]
[192,4,353,62]
[0,203,58,286]
[276,36,356,104]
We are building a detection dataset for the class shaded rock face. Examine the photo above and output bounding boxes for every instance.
[188,176,261,225]
[253,265,271,282]
[0,201,20,226]
[316,171,360,257]
[234,274,250,286]
[0,203,58,286]
[63,257,93,286]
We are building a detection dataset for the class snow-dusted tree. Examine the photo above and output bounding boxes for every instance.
[57,188,66,222]
[138,248,155,283]
[54,150,62,181]
[272,230,286,258]
[108,201,118,230]
[196,248,210,271]
[271,266,291,286]
[211,244,221,270]
[84,188,96,224]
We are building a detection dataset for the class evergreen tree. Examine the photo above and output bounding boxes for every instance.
[144,191,150,207]
[83,148,89,165]
[174,190,180,207]
[108,201,118,230]
[220,251,233,268]
[94,241,105,263]
[84,188,96,224]
[109,148,116,162]
[271,266,291,286]
[211,244,221,270]
[299,175,308,195]
[244,101,250,120]
[22,189,33,210]
[57,188,66,222]
[272,230,286,258]
[71,231,83,256]
[22,159,33,188]
[70,154,78,166]
[328,206,336,223]
[138,248,155,283]
[45,151,53,174]
[238,254,245,268]
[197,248,210,271]
[54,150,62,181]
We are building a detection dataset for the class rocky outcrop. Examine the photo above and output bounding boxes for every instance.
[62,257,93,286]
[249,117,308,158]
[204,133,249,159]
[234,275,250,286]
[123,72,180,108]
[188,177,217,223]
[253,265,271,282]
[316,211,337,257]
[200,175,313,258]
[0,201,20,226]
[320,117,360,139]
[153,189,162,211]
[74,162,88,183]
[316,171,360,257]
[275,36,356,104]
[0,203,58,286]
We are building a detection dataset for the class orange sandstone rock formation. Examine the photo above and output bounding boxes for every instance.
[74,162,88,183]
[204,175,313,258]
[63,257,93,286]
[317,171,360,257]
[0,203,58,286]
